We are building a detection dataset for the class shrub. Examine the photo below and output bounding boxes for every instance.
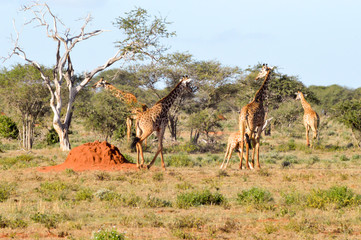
[170,215,206,229]
[30,212,61,229]
[0,182,16,202]
[0,115,19,139]
[92,229,125,240]
[144,195,172,208]
[46,127,59,145]
[237,187,273,205]
[176,189,225,208]
[306,186,361,209]
[95,189,121,202]
[75,188,94,201]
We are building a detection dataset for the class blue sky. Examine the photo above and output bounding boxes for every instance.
[1,0,360,89]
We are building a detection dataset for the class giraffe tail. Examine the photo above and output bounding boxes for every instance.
[131,137,141,150]
[245,133,252,150]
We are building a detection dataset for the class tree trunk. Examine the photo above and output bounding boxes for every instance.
[168,114,178,141]
[192,130,200,144]
[53,120,71,151]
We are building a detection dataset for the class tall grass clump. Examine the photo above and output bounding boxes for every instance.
[306,186,361,209]
[176,189,225,208]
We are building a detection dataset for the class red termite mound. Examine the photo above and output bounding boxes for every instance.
[38,141,137,172]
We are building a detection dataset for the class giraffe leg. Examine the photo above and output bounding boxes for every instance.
[239,122,246,170]
[147,125,166,170]
[126,117,132,142]
[251,138,256,168]
[255,139,261,169]
[135,130,153,168]
[305,125,310,147]
[220,144,231,169]
[236,148,243,169]
[239,140,245,169]
[311,125,318,147]
[223,146,234,169]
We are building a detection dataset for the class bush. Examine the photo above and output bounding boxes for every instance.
[46,127,59,145]
[0,215,28,229]
[306,186,361,209]
[170,215,206,229]
[0,115,19,139]
[92,229,125,240]
[237,187,273,205]
[0,182,16,202]
[75,188,94,201]
[144,195,172,208]
[30,212,61,229]
[176,189,225,208]
[95,189,121,202]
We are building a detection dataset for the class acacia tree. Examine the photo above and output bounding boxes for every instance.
[4,3,174,150]
[0,64,49,149]
[334,99,361,148]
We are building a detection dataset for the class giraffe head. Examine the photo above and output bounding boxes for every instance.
[295,91,304,100]
[92,77,108,89]
[179,75,193,92]
[256,64,274,80]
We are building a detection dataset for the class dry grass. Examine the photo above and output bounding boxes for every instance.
[0,119,361,239]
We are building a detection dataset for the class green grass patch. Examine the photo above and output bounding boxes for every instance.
[176,189,225,208]
[166,154,200,167]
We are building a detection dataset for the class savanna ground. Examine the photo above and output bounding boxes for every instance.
[1,117,361,240]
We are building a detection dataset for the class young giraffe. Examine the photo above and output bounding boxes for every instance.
[296,91,320,147]
[131,75,193,170]
[92,78,148,141]
[238,64,274,170]
[220,117,273,170]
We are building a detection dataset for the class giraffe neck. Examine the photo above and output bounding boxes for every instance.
[253,70,271,103]
[104,84,136,105]
[299,94,312,111]
[157,81,185,111]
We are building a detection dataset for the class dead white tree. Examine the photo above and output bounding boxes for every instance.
[3,2,174,150]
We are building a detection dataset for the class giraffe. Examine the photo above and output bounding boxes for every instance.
[220,117,273,170]
[238,64,274,170]
[92,77,148,141]
[131,75,193,170]
[295,91,320,147]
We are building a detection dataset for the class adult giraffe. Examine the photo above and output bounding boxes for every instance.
[238,64,274,170]
[296,91,320,147]
[131,75,192,170]
[92,78,148,141]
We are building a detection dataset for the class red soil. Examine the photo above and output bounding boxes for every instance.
[38,141,137,172]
